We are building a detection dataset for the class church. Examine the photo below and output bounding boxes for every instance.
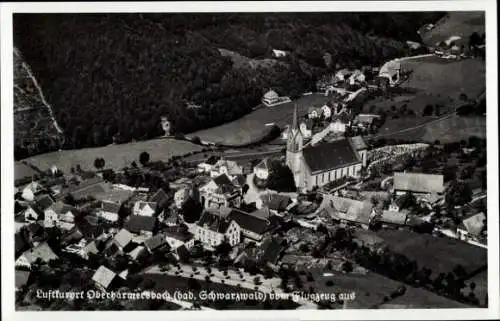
[286,105,367,191]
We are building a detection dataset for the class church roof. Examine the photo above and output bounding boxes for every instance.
[263,90,279,99]
[302,138,361,174]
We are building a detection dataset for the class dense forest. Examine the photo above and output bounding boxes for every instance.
[14,12,444,159]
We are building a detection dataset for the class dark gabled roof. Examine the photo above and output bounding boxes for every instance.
[15,233,29,255]
[197,211,232,233]
[144,234,169,251]
[261,194,292,211]
[205,155,220,165]
[149,188,169,206]
[175,244,190,261]
[213,173,233,186]
[68,177,105,193]
[45,201,78,216]
[228,209,271,236]
[35,194,55,211]
[302,138,361,174]
[125,215,156,234]
[163,226,194,242]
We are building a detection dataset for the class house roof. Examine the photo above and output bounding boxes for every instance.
[45,201,78,216]
[101,201,121,214]
[15,233,29,255]
[302,138,361,174]
[260,238,283,265]
[84,241,100,255]
[164,226,194,242]
[149,188,169,205]
[215,159,242,175]
[228,209,271,236]
[393,172,444,194]
[197,210,233,233]
[461,212,486,236]
[136,201,157,211]
[261,194,292,211]
[203,155,220,165]
[15,270,31,289]
[263,90,279,99]
[113,229,134,248]
[21,243,58,264]
[175,244,190,261]
[380,210,408,225]
[125,215,156,234]
[128,246,146,260]
[254,158,270,171]
[348,136,367,151]
[325,195,373,225]
[95,188,133,204]
[34,194,54,211]
[92,266,116,289]
[144,233,169,251]
[210,173,239,194]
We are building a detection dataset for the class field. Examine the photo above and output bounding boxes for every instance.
[374,230,487,276]
[20,138,203,173]
[375,114,486,143]
[420,12,485,47]
[188,93,329,146]
[15,162,41,181]
[461,270,488,307]
[307,269,467,309]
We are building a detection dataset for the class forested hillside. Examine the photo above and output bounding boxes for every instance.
[13,12,444,159]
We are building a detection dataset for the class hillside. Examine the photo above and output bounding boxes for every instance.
[13,12,444,159]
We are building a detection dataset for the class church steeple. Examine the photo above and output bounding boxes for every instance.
[291,103,299,132]
[287,104,303,153]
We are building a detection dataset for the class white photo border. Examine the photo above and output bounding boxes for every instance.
[1,1,498,320]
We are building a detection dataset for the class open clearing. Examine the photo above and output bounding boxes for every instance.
[420,12,485,47]
[375,230,487,276]
[188,93,329,146]
[21,138,203,173]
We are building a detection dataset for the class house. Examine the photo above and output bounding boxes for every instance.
[335,69,351,83]
[258,237,284,269]
[194,208,241,248]
[272,49,287,58]
[23,205,42,222]
[199,173,242,209]
[43,201,78,228]
[15,270,31,292]
[262,89,280,106]
[127,246,147,261]
[97,201,122,222]
[320,195,375,229]
[457,212,486,242]
[144,233,170,253]
[125,215,156,237]
[82,240,101,259]
[34,194,55,212]
[15,232,30,258]
[149,188,169,210]
[164,226,195,250]
[92,266,119,290]
[321,104,332,119]
[308,106,323,119]
[174,187,192,209]
[393,172,444,198]
[15,243,59,269]
[211,158,243,178]
[68,177,108,200]
[133,201,157,217]
[378,210,409,228]
[354,114,380,126]
[299,121,313,139]
[22,181,43,201]
[95,188,134,205]
[258,193,292,212]
[227,208,274,243]
[253,158,270,180]
[111,229,134,252]
[197,156,220,174]
[348,136,368,167]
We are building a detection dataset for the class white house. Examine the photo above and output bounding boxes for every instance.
[97,202,122,222]
[174,187,191,209]
[22,182,42,202]
[308,106,322,119]
[321,104,332,119]
[164,227,195,250]
[210,158,243,178]
[197,156,220,174]
[457,212,486,242]
[299,122,313,139]
[272,49,287,58]
[133,201,157,217]
[23,206,41,222]
[199,173,242,209]
[253,158,270,180]
[15,243,58,269]
[262,90,280,106]
[43,201,77,228]
[195,208,241,248]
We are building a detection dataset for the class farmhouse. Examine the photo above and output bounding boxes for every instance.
[34,194,55,212]
[253,158,270,180]
[149,188,169,210]
[320,195,375,229]
[457,212,486,242]
[210,158,243,178]
[124,215,156,237]
[15,243,59,269]
[286,106,364,191]
[164,226,195,250]
[43,201,78,228]
[227,208,274,243]
[393,172,444,198]
[21,181,43,202]
[378,209,410,228]
[199,173,242,209]
[23,205,42,222]
[194,208,241,248]
[133,201,157,217]
[92,266,119,290]
[97,201,121,222]
[144,233,170,253]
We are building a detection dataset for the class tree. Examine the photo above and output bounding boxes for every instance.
[188,278,201,291]
[422,104,433,116]
[139,152,150,166]
[342,261,354,273]
[397,192,417,210]
[267,162,296,192]
[94,157,105,170]
[180,197,203,223]
[446,181,472,207]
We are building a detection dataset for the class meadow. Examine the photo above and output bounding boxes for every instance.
[21,138,203,173]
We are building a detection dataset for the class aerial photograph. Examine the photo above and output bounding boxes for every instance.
[12,11,487,311]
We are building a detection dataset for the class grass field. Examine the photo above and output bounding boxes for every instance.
[21,138,203,173]
[15,162,41,181]
[374,230,487,276]
[420,12,485,47]
[188,93,329,146]
[375,114,486,143]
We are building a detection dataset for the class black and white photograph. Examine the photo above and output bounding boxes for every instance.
[1,1,498,320]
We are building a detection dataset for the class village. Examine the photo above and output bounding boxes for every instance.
[12,19,488,311]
